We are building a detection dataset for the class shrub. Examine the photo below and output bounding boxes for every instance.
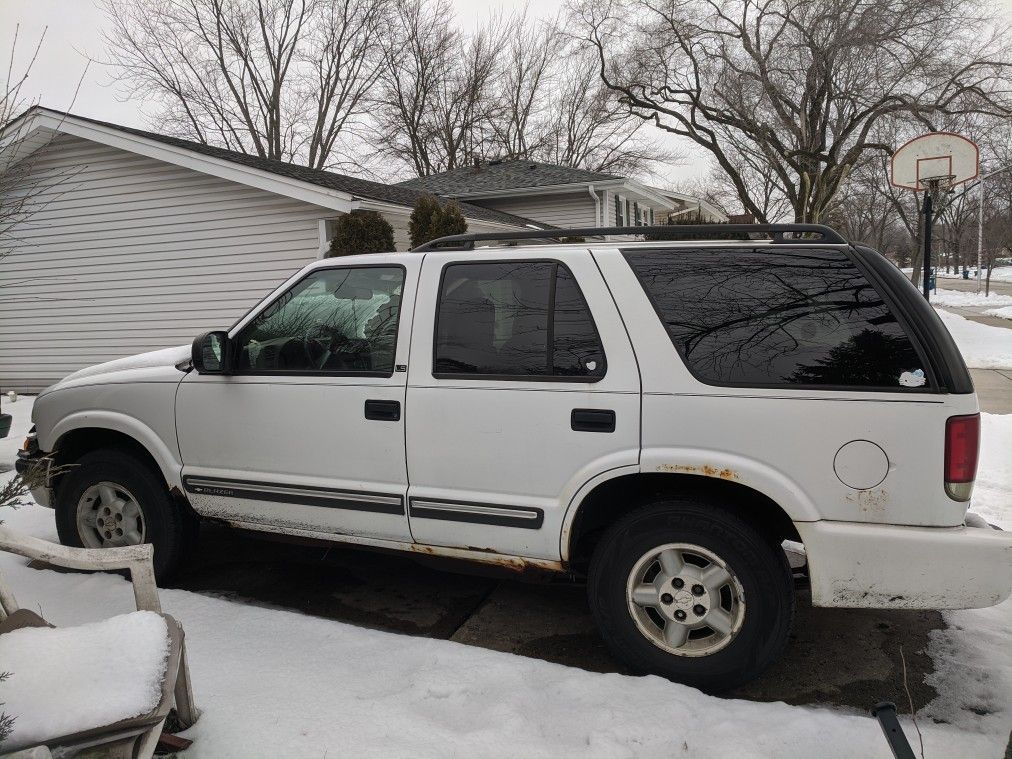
[328,211,395,257]
[409,194,467,248]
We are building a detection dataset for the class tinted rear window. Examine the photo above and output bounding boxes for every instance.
[623,247,926,390]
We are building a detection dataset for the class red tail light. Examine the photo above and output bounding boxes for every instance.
[944,413,979,501]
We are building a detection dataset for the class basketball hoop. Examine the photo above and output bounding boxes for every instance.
[890,132,980,300]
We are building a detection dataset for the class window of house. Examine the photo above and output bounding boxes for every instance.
[633,202,640,225]
[615,194,624,226]
[625,199,631,227]
[623,247,926,389]
[236,266,404,375]
[649,208,654,225]
[434,261,606,380]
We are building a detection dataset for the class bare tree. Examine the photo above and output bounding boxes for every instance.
[103,0,388,170]
[375,1,676,178]
[574,0,1012,223]
[1,26,89,258]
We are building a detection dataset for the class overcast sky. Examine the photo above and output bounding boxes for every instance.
[3,0,1010,187]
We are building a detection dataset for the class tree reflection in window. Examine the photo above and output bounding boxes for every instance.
[624,248,924,388]
[237,267,404,374]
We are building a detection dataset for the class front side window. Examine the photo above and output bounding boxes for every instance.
[624,247,927,390]
[434,261,606,380]
[236,266,404,375]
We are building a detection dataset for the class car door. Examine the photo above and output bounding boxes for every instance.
[404,249,641,560]
[176,256,417,542]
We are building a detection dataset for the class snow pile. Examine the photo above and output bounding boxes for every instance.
[934,308,1012,369]
[930,289,1012,308]
[984,306,1012,321]
[967,413,1012,531]
[921,413,1012,737]
[0,611,169,750]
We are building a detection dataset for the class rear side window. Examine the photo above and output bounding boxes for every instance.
[434,261,606,380]
[623,247,927,390]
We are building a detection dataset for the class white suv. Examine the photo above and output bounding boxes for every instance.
[16,224,1012,690]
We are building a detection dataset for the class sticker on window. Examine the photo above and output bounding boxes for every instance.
[899,369,926,388]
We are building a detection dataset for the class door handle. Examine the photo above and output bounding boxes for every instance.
[571,408,615,433]
[364,399,401,422]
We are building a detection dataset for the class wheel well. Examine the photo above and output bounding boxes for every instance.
[52,428,166,495]
[567,473,801,571]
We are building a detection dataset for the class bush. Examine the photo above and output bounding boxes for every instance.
[409,194,467,248]
[327,211,395,257]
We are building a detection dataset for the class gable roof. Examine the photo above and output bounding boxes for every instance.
[4,108,552,230]
[397,160,621,195]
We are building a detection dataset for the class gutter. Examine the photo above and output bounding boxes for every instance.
[588,184,601,226]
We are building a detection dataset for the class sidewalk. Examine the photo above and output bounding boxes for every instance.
[970,368,1012,414]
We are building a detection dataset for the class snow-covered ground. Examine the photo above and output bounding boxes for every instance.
[1,306,1010,756]
[933,308,1012,370]
[930,288,1012,308]
[984,306,1012,321]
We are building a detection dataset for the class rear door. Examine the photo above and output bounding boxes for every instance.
[404,248,641,560]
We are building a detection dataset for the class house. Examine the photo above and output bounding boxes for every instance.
[0,108,548,392]
[397,160,677,229]
[649,188,728,223]
[0,109,712,393]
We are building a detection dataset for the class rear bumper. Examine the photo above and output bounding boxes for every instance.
[797,516,1012,610]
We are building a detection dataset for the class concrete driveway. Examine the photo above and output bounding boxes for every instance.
[168,371,1011,715]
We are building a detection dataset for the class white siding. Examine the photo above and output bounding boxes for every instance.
[0,135,333,392]
[471,192,599,229]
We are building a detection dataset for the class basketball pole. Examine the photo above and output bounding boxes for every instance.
[921,185,934,300]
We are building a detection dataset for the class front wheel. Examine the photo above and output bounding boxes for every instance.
[588,497,795,692]
[55,448,193,581]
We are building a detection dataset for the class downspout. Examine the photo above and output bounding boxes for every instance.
[588,184,601,226]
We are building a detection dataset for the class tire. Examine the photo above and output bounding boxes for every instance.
[588,496,795,692]
[55,448,193,581]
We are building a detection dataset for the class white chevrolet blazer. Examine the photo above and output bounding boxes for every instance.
[16,224,1012,690]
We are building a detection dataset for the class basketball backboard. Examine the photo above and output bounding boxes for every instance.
[890,132,979,191]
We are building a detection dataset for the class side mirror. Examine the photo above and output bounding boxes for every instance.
[192,330,232,374]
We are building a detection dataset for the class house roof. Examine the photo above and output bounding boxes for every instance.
[4,109,552,230]
[397,160,622,195]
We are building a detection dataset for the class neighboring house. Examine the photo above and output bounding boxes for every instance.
[0,108,547,392]
[649,188,728,223]
[398,161,677,230]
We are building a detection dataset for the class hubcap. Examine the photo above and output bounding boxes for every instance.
[76,482,145,548]
[626,542,745,657]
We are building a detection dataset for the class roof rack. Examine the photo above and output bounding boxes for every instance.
[409,223,847,252]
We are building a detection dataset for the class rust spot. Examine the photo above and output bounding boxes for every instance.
[655,464,738,480]
[846,488,889,513]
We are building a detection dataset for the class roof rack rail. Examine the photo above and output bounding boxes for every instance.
[410,223,847,252]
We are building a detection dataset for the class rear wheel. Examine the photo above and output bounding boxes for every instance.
[55,448,192,581]
[588,496,794,692]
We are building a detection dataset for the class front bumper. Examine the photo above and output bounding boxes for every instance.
[797,515,1012,610]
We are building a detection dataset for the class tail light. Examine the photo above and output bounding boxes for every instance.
[944,413,979,501]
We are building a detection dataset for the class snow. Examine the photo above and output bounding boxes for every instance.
[930,288,1012,308]
[984,306,1012,321]
[934,308,1012,369]
[1,401,1010,757]
[1,611,169,751]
